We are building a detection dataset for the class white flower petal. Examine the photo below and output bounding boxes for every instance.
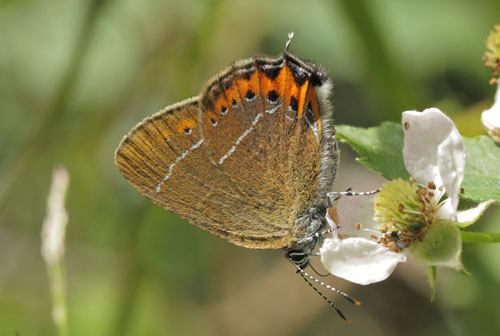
[329,195,378,240]
[320,237,407,285]
[481,82,500,142]
[437,127,465,215]
[402,108,465,213]
[456,200,496,228]
[436,198,456,221]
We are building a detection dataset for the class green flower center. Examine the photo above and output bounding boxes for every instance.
[483,24,500,84]
[373,178,441,252]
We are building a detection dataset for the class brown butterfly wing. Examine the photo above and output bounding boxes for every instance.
[115,52,337,249]
[115,98,293,248]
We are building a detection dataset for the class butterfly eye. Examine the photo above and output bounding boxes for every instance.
[285,249,309,268]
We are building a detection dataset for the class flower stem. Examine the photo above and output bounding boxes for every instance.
[461,231,500,243]
[426,266,437,302]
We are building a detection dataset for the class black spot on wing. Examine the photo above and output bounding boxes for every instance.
[267,90,279,104]
[289,96,298,112]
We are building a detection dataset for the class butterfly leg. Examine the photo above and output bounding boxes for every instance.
[326,188,380,207]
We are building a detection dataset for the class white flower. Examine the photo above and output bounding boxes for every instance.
[481,82,500,142]
[402,108,465,222]
[320,196,407,285]
[403,108,493,225]
[320,108,493,285]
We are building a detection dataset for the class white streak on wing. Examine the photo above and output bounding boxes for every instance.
[156,138,204,193]
[265,104,281,114]
[252,112,263,125]
[190,138,204,150]
[304,115,319,143]
[219,111,267,165]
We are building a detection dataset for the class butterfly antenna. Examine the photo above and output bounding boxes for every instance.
[285,32,294,52]
[298,270,350,322]
[292,262,361,306]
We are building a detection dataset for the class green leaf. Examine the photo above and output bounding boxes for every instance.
[336,122,409,181]
[461,231,500,243]
[425,266,437,302]
[462,136,500,203]
[337,125,500,204]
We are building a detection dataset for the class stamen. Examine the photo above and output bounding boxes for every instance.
[373,178,443,250]
[402,209,421,215]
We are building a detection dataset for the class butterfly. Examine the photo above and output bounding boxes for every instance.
[115,33,371,320]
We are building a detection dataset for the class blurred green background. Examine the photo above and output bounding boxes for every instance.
[1,0,499,335]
